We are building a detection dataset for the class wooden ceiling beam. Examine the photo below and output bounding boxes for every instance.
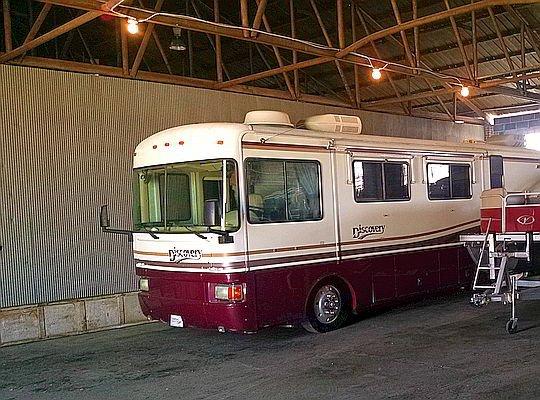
[336,0,540,59]
[34,0,473,84]
[0,10,102,63]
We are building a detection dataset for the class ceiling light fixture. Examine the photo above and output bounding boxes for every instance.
[371,68,382,80]
[169,27,187,51]
[127,18,139,34]
[460,86,470,97]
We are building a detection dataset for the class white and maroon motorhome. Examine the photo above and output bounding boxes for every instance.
[117,111,540,333]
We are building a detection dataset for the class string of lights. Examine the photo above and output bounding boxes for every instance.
[109,0,471,97]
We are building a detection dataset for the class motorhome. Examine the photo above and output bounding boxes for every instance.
[103,111,540,333]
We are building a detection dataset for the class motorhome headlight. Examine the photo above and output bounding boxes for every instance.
[214,283,244,302]
[139,278,149,292]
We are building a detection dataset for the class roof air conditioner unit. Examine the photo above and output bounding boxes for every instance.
[244,111,294,127]
[299,114,362,134]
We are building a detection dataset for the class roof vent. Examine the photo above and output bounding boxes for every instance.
[244,111,294,127]
[300,114,362,134]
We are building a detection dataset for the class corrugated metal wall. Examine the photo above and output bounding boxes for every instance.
[0,64,484,308]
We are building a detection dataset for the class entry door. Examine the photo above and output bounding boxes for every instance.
[244,150,338,325]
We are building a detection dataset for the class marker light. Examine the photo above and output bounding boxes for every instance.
[214,284,244,302]
[460,86,470,97]
[139,278,149,291]
[127,19,139,34]
[371,68,382,80]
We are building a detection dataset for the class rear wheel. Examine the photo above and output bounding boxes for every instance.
[302,281,351,333]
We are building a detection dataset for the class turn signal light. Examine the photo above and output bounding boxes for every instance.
[214,284,244,302]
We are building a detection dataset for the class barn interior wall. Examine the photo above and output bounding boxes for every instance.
[0,64,484,308]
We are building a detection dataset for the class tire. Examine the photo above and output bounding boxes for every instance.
[506,319,518,334]
[302,279,351,333]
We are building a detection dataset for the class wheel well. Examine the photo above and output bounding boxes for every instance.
[305,275,357,315]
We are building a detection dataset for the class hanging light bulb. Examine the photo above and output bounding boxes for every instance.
[371,68,382,80]
[460,86,470,97]
[127,19,139,34]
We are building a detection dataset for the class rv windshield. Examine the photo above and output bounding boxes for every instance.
[133,159,239,233]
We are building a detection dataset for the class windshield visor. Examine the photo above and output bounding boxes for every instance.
[133,160,239,233]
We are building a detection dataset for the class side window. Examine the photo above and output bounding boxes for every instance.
[246,159,322,223]
[353,160,409,202]
[427,163,471,200]
[489,155,504,189]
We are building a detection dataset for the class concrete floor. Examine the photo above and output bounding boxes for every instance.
[1,293,539,400]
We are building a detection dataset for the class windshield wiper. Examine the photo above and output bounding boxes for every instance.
[184,226,208,240]
[142,226,159,239]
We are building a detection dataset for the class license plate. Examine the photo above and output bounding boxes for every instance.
[170,314,184,328]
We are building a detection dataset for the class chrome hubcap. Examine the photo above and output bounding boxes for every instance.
[314,285,341,324]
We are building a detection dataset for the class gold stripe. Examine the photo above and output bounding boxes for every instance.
[133,220,479,258]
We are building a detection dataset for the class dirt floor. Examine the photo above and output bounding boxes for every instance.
[1,293,539,400]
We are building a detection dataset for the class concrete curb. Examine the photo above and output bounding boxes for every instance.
[0,292,149,347]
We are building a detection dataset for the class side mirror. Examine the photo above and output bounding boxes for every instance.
[100,205,110,229]
[204,199,221,226]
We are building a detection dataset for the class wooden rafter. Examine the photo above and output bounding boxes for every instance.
[336,0,540,59]
[251,0,267,37]
[443,0,474,80]
[254,0,295,99]
[355,6,408,114]
[189,0,231,81]
[152,29,172,75]
[390,0,415,67]
[120,18,128,75]
[308,0,355,105]
[214,0,223,82]
[240,0,249,38]
[488,7,516,74]
[24,4,52,45]
[289,0,299,97]
[131,0,164,77]
[0,10,102,63]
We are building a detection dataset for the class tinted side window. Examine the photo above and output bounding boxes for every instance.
[489,155,504,189]
[246,159,322,223]
[427,163,471,200]
[353,161,409,202]
[353,161,383,201]
[384,163,409,200]
[451,165,471,198]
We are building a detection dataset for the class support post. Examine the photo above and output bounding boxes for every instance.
[351,3,360,107]
[120,18,128,75]
[3,0,12,51]
[472,6,478,80]
[289,0,299,97]
[337,0,345,49]
[214,0,223,82]
[240,0,249,38]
